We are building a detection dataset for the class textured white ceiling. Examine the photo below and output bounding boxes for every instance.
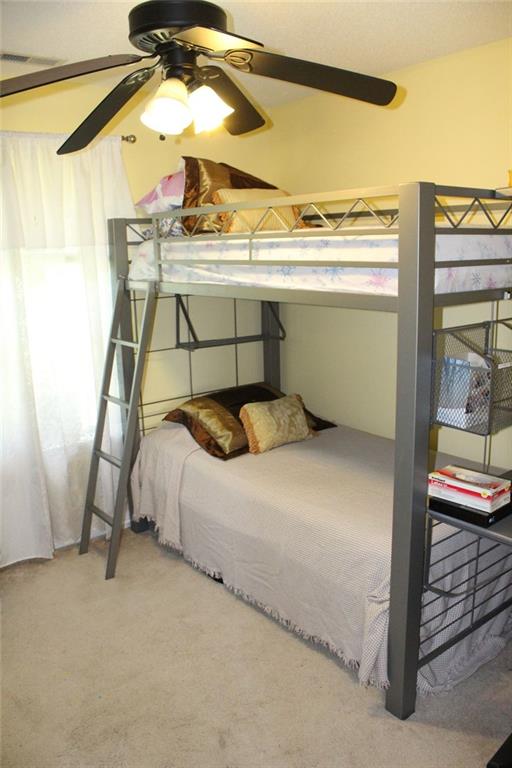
[1,1,511,107]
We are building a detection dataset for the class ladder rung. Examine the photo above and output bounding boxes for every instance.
[80,279,156,578]
[111,338,139,349]
[89,504,113,527]
[95,449,122,468]
[103,394,130,409]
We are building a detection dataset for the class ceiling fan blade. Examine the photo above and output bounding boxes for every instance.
[57,68,155,155]
[223,50,397,106]
[198,66,265,135]
[173,25,263,53]
[0,54,147,98]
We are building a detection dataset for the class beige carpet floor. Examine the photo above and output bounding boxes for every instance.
[2,531,511,768]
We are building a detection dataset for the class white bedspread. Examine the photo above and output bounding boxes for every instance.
[131,424,200,549]
[131,422,512,692]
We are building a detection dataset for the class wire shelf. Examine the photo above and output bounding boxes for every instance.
[431,319,512,435]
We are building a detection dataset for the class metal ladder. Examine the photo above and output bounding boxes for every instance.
[79,278,156,579]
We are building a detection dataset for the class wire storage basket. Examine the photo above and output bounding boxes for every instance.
[431,319,512,436]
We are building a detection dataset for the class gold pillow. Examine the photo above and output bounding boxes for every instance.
[239,394,313,454]
[212,187,302,233]
[179,396,247,454]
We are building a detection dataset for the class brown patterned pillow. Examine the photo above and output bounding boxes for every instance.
[164,408,235,459]
[239,394,313,454]
[181,156,278,233]
[164,397,247,460]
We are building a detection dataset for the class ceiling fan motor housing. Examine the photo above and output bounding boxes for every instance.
[128,0,228,53]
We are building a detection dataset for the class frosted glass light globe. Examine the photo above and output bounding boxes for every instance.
[140,78,192,135]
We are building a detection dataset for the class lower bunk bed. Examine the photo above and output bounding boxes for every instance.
[131,420,512,694]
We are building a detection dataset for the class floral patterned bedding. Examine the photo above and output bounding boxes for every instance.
[128,233,512,296]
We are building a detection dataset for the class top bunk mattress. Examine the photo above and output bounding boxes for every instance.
[128,233,512,296]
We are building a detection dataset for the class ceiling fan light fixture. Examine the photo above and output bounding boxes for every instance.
[188,84,234,134]
[140,77,192,135]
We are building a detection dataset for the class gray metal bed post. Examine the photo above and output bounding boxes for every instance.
[385,182,436,719]
[108,219,137,513]
[262,302,281,389]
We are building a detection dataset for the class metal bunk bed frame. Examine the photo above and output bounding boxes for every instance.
[81,181,512,721]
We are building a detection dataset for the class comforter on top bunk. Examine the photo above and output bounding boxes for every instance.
[128,233,512,296]
[131,422,512,693]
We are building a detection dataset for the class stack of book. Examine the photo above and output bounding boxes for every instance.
[428,465,511,527]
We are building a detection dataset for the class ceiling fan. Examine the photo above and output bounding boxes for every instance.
[0,0,398,155]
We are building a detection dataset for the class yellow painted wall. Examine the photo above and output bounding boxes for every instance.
[270,38,511,193]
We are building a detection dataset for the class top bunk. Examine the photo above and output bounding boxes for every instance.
[118,181,512,312]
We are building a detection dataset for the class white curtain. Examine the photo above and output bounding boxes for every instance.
[0,131,135,566]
